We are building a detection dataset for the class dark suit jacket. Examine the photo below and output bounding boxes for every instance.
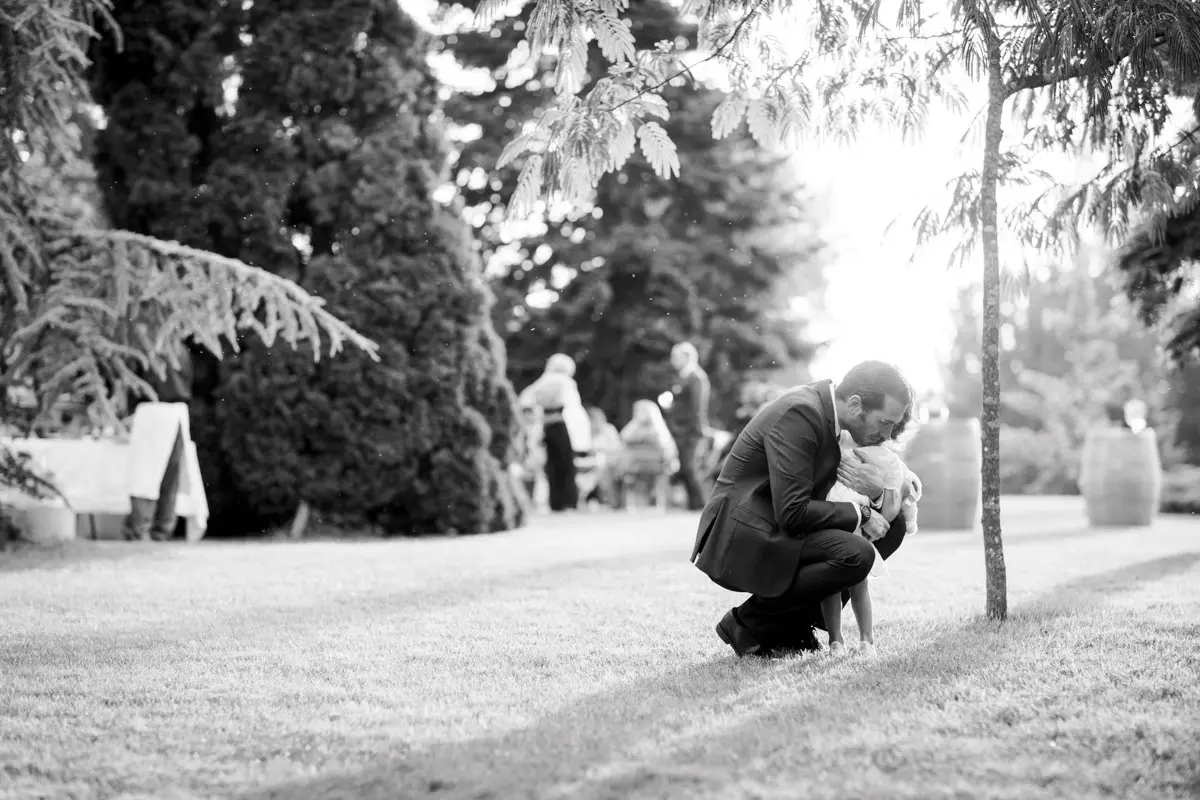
[668,367,710,440]
[690,380,860,597]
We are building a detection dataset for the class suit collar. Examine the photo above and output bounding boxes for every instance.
[814,379,838,436]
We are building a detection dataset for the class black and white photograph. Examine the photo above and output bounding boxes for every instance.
[2,0,1199,797]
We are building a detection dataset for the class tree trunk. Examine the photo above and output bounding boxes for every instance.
[979,25,1009,620]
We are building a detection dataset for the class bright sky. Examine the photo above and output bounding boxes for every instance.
[794,126,974,397]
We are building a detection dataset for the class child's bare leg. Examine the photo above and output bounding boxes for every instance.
[820,593,845,652]
[849,579,873,645]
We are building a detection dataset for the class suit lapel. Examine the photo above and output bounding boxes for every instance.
[815,379,837,437]
[811,379,841,496]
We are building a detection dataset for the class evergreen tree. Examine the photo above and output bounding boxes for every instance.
[1116,73,1200,366]
[2,0,372,496]
[91,0,521,535]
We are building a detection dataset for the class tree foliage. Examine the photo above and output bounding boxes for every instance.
[442,0,826,427]
[946,244,1172,494]
[0,0,377,500]
[89,0,522,535]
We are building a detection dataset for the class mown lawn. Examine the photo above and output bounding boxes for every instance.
[1,496,1198,800]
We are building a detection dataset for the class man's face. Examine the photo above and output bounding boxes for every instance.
[670,348,688,371]
[845,394,908,446]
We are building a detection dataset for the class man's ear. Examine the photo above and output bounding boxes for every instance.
[847,395,863,415]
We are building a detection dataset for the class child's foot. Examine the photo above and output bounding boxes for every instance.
[859,641,876,656]
[829,640,847,656]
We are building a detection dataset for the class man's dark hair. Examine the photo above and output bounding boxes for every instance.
[835,360,914,439]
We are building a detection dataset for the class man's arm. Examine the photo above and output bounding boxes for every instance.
[764,405,861,536]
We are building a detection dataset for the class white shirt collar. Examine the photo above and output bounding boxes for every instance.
[830,382,841,436]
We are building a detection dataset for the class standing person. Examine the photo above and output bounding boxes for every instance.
[822,430,922,654]
[692,360,915,657]
[665,341,711,511]
[519,354,587,513]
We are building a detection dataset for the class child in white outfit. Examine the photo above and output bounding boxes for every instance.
[822,431,921,654]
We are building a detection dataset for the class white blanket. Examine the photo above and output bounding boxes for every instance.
[128,402,191,500]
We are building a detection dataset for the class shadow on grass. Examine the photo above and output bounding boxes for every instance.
[237,551,1200,800]
[919,524,1155,549]
[0,545,696,667]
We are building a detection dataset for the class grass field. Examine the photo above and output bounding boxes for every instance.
[2,496,1198,800]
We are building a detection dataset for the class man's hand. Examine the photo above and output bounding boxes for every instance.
[862,512,889,542]
[837,449,886,499]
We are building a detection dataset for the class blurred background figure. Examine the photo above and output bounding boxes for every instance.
[710,380,787,481]
[619,399,678,510]
[511,402,547,513]
[519,354,589,513]
[1124,398,1149,435]
[664,342,711,511]
[577,406,622,509]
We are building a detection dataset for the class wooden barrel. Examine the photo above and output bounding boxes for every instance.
[1079,427,1162,527]
[901,417,982,531]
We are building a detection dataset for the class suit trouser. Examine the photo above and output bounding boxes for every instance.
[675,435,706,511]
[734,514,908,648]
[542,420,578,512]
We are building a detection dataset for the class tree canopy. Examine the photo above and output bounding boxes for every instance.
[440,0,827,427]
[87,0,522,535]
[0,0,376,437]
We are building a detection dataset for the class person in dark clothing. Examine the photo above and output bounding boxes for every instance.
[692,360,915,657]
[665,341,711,511]
[519,354,586,512]
[122,345,193,542]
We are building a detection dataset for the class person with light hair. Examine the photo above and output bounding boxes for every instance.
[618,399,679,510]
[519,354,590,512]
[664,341,711,511]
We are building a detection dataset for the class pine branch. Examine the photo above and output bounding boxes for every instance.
[1003,40,1157,96]
[2,190,380,435]
[604,0,764,114]
[0,0,118,178]
[85,229,380,361]
[0,445,70,504]
[1032,122,1200,250]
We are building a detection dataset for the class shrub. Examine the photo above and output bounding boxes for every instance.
[92,0,521,535]
[1160,466,1200,515]
[999,426,1080,495]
